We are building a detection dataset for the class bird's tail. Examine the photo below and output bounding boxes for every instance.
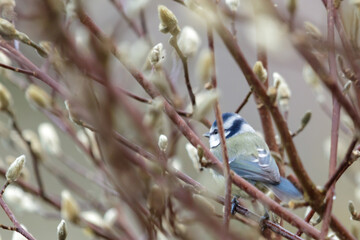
[266,177,303,202]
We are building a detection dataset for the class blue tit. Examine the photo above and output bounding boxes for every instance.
[204,112,302,202]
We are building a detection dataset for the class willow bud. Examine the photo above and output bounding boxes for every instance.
[253,61,267,82]
[177,26,200,57]
[57,220,67,240]
[147,184,166,218]
[0,82,11,110]
[158,5,180,36]
[158,134,168,152]
[61,190,80,223]
[6,155,25,183]
[225,0,240,12]
[38,122,61,156]
[25,84,52,109]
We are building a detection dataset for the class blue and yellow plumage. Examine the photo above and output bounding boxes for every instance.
[204,112,302,202]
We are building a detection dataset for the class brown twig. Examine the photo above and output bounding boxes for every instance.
[207,26,232,230]
[296,209,316,236]
[323,138,358,192]
[0,40,67,98]
[108,0,143,37]
[235,89,253,113]
[169,36,196,107]
[5,109,46,197]
[320,1,340,238]
[0,181,10,197]
[0,183,36,240]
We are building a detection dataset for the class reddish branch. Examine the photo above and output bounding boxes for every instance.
[0,40,67,98]
[323,139,359,192]
[320,1,340,238]
[108,0,143,37]
[207,26,232,230]
[0,196,36,240]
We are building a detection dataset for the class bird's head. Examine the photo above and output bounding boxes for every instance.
[204,113,255,148]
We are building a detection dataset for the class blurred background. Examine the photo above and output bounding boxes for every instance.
[0,0,358,239]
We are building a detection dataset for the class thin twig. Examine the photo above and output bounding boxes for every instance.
[207,25,232,231]
[320,1,340,238]
[108,0,143,37]
[297,209,316,236]
[169,36,196,107]
[0,40,67,98]
[0,191,36,240]
[235,89,253,113]
[0,181,9,197]
[323,138,358,192]
[5,109,46,197]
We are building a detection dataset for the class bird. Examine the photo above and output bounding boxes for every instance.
[203,112,302,202]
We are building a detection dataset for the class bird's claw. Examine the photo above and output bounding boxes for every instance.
[231,197,238,215]
[259,210,269,232]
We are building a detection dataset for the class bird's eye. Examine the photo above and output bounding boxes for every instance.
[213,129,218,134]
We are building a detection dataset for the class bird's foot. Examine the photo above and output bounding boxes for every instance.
[259,210,269,232]
[231,197,239,215]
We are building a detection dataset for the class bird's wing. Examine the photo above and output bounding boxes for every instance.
[229,148,280,184]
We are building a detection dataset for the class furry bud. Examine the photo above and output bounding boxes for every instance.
[158,5,180,36]
[0,82,11,110]
[253,61,267,82]
[57,220,67,240]
[61,190,80,223]
[25,84,52,109]
[6,154,25,183]
[177,26,200,57]
[158,134,168,152]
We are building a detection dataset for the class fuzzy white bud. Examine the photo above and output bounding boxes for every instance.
[3,186,39,213]
[25,84,52,109]
[125,0,149,16]
[225,0,240,12]
[196,49,213,85]
[6,155,25,183]
[273,72,291,111]
[302,64,324,102]
[61,190,80,222]
[177,26,200,58]
[0,50,11,77]
[23,130,44,161]
[0,0,16,20]
[253,61,267,82]
[57,220,67,240]
[158,134,168,152]
[0,82,11,110]
[147,43,166,68]
[103,208,118,227]
[185,143,200,171]
[304,21,322,40]
[81,211,105,227]
[191,89,219,120]
[38,122,61,156]
[158,5,180,36]
[76,129,100,159]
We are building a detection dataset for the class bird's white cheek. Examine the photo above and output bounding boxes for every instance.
[209,135,220,148]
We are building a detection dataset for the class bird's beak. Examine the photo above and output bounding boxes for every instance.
[203,132,210,138]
